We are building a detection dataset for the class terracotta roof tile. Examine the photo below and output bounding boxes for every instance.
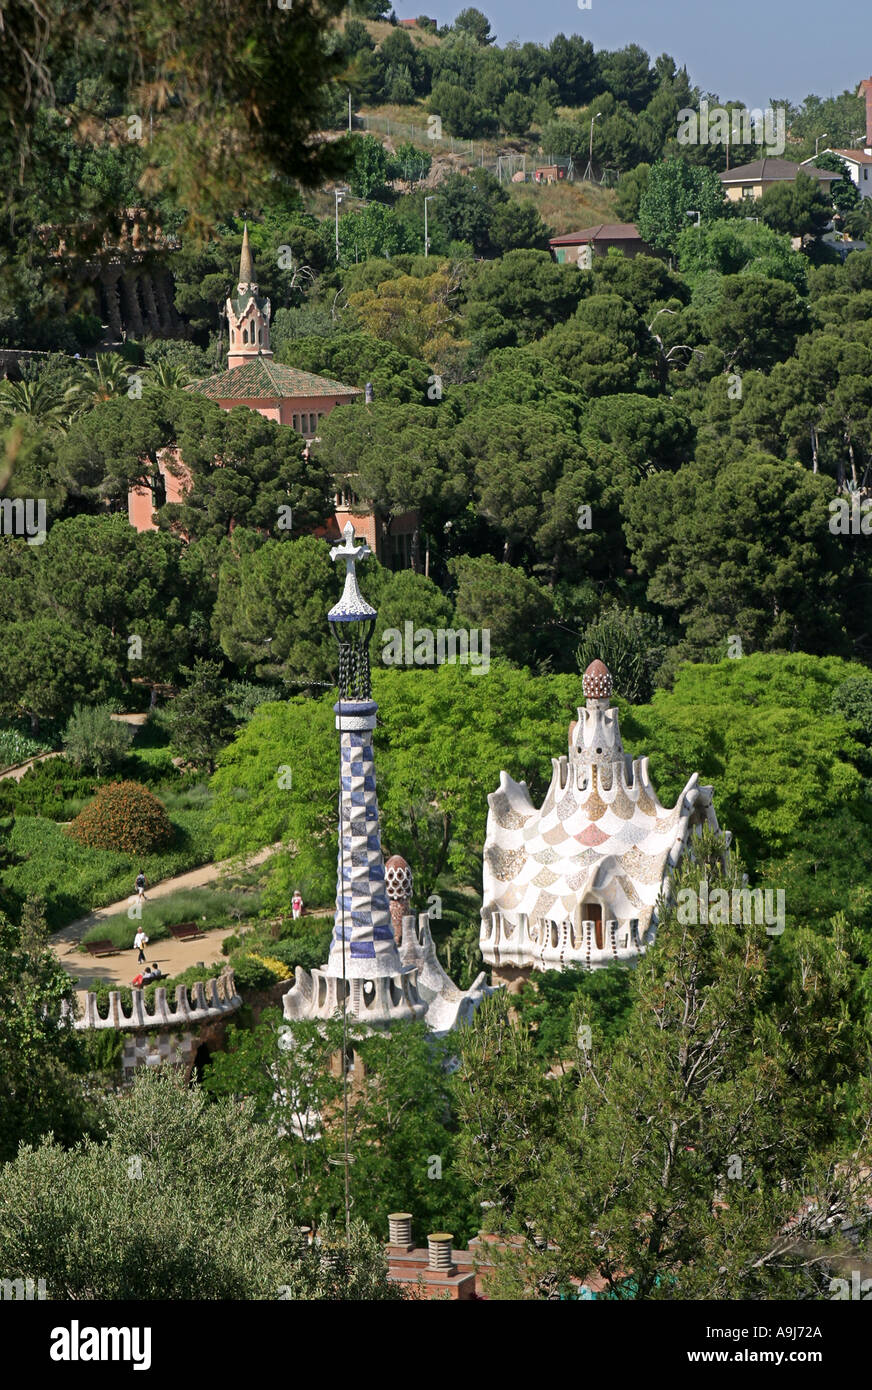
[829,148,872,165]
[549,223,643,245]
[188,357,363,402]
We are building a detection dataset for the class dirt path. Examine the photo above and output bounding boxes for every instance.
[51,844,281,1001]
[0,716,146,781]
[0,750,63,782]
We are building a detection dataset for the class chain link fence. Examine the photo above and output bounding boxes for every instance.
[355,111,475,159]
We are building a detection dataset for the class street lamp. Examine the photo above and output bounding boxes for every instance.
[686,209,701,228]
[424,194,435,257]
[815,132,829,156]
[582,111,603,182]
[334,189,345,262]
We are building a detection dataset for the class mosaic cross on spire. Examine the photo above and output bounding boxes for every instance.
[328,521,377,702]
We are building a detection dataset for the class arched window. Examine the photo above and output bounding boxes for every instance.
[243,326,248,344]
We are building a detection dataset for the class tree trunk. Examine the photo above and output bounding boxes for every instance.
[847,434,859,489]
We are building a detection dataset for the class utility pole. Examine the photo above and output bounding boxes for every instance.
[348,91,352,133]
[334,189,344,262]
[424,194,434,257]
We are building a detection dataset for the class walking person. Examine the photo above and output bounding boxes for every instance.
[134,926,149,964]
[292,889,303,920]
[135,870,147,903]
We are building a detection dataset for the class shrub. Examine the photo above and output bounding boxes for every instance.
[227,951,285,990]
[248,951,290,977]
[68,781,174,855]
[63,704,134,776]
[0,757,100,819]
[265,925,333,973]
[79,1029,125,1075]
[224,681,283,723]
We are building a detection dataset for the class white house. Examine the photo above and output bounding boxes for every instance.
[801,149,872,200]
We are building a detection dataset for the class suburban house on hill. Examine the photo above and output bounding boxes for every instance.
[800,148,872,199]
[718,158,837,202]
[549,223,653,268]
[128,227,419,567]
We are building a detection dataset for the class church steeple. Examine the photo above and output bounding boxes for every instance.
[226,222,272,369]
[238,222,255,292]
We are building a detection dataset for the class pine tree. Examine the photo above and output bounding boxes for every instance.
[456,831,872,1299]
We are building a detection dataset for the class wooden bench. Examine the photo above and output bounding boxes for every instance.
[168,921,204,941]
[85,939,117,957]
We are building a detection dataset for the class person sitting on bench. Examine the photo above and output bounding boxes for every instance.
[141,964,163,984]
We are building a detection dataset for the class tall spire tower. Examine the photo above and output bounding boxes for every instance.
[226,223,272,369]
[326,523,407,980]
[283,522,426,1027]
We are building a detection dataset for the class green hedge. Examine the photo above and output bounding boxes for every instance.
[0,758,101,818]
[261,922,333,973]
[220,915,334,971]
[0,749,200,820]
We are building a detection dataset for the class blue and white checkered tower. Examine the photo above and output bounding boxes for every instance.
[281,522,489,1030]
[327,523,408,981]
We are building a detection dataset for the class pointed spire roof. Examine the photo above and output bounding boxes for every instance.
[238,222,255,288]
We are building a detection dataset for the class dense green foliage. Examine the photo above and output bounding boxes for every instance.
[0,1068,402,1299]
[0,900,98,1164]
[454,838,872,1299]
[2,4,872,1306]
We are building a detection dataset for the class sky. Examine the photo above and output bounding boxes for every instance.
[400,0,869,107]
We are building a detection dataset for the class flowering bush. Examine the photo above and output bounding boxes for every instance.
[227,952,284,990]
[67,781,174,855]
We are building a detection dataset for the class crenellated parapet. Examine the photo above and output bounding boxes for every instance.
[481,911,642,972]
[69,970,242,1032]
[282,961,426,1027]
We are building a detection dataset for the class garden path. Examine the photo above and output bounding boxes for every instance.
[0,715,146,781]
[50,844,281,1001]
[0,750,63,782]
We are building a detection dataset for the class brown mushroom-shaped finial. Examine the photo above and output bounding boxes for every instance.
[582,659,613,700]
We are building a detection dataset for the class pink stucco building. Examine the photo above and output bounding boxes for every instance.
[127,225,419,561]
